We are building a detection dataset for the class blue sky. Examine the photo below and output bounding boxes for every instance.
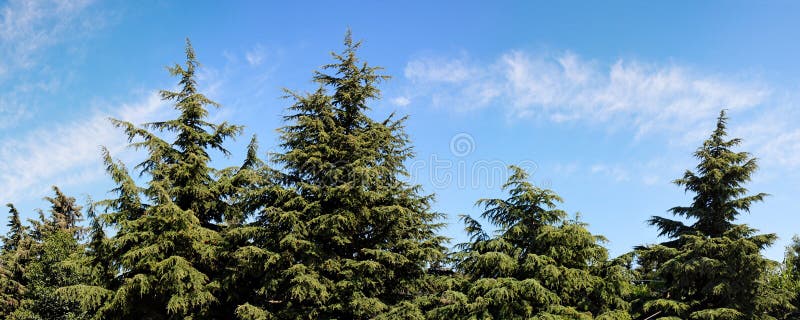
[1,0,799,260]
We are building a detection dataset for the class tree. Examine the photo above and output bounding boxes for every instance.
[3,188,91,320]
[61,39,243,319]
[0,204,28,317]
[44,186,84,236]
[3,204,25,252]
[765,236,800,319]
[429,166,631,319]
[234,31,447,319]
[637,110,791,319]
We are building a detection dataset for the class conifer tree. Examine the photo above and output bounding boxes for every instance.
[3,204,25,252]
[213,136,282,317]
[637,110,791,319]
[760,236,800,319]
[235,31,447,319]
[784,236,800,286]
[55,198,119,316]
[4,188,91,319]
[44,186,84,235]
[61,39,243,319]
[428,166,631,319]
[0,204,28,317]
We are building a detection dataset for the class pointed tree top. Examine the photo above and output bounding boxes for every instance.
[185,38,196,65]
[712,109,729,141]
[343,28,353,47]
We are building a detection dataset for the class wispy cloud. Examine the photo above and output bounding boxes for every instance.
[0,0,99,72]
[0,0,106,129]
[405,56,475,83]
[402,51,769,137]
[390,96,411,107]
[0,93,169,203]
[590,164,630,182]
[401,50,800,170]
[734,105,800,168]
[245,45,266,67]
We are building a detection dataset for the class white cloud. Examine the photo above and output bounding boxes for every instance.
[402,51,769,137]
[245,45,265,66]
[0,0,97,71]
[0,93,169,203]
[391,96,411,107]
[734,105,800,168]
[402,50,800,170]
[0,95,30,128]
[762,130,800,167]
[642,174,662,186]
[0,0,104,129]
[590,164,630,182]
[404,56,475,83]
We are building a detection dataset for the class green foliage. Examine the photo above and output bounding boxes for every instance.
[430,166,631,319]
[636,110,792,319]
[647,111,767,241]
[233,30,447,319]
[761,236,800,319]
[1,189,91,319]
[784,236,800,281]
[0,34,795,320]
[55,39,245,319]
[0,204,28,316]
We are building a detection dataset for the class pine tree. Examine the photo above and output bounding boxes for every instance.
[55,198,119,316]
[0,204,28,317]
[44,186,84,236]
[786,237,800,316]
[637,110,790,319]
[235,31,447,319]
[766,236,800,319]
[214,135,282,317]
[61,39,243,319]
[3,204,25,252]
[428,166,631,319]
[3,188,91,319]
[785,236,800,283]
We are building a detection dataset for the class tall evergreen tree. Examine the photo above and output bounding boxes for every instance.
[235,31,447,319]
[784,236,800,285]
[766,236,800,319]
[428,166,631,319]
[0,204,28,317]
[637,110,790,319]
[44,186,84,236]
[648,110,766,241]
[213,135,280,317]
[3,204,25,252]
[4,188,91,319]
[62,39,243,319]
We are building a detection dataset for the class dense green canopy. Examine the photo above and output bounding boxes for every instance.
[635,111,793,319]
[0,35,795,320]
[423,166,631,319]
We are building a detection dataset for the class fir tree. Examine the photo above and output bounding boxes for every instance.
[235,31,447,319]
[764,236,800,319]
[214,135,282,317]
[55,198,119,316]
[5,188,90,319]
[429,166,631,319]
[44,186,84,236]
[0,204,28,317]
[648,110,766,241]
[3,204,24,252]
[62,39,243,319]
[637,110,790,319]
[785,236,800,284]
